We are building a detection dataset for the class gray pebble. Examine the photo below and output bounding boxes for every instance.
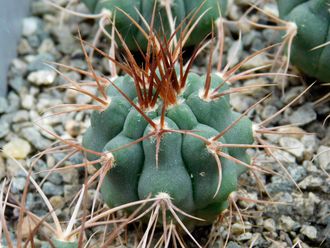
[298,175,323,190]
[235,232,253,241]
[261,105,278,122]
[271,149,296,164]
[279,216,300,232]
[264,218,276,232]
[6,92,20,113]
[12,110,29,123]
[17,38,33,55]
[230,94,255,112]
[300,225,317,240]
[8,77,27,93]
[11,177,27,193]
[31,1,55,15]
[64,185,81,201]
[288,104,317,126]
[262,28,279,44]
[38,38,56,54]
[27,35,41,49]
[282,87,304,104]
[267,175,295,193]
[10,58,27,76]
[243,30,261,47]
[302,135,319,159]
[295,192,320,216]
[227,241,241,248]
[27,53,55,72]
[42,182,64,196]
[288,165,307,182]
[317,146,330,171]
[61,168,79,185]
[6,159,26,177]
[0,97,8,114]
[27,70,57,86]
[279,137,304,160]
[46,173,63,185]
[21,126,51,150]
[25,193,35,210]
[21,94,35,110]
[0,120,10,139]
[52,26,76,54]
[22,17,40,36]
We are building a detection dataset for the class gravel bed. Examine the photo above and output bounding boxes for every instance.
[0,0,329,247]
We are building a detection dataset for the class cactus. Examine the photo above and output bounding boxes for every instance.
[81,28,255,228]
[81,0,228,50]
[276,0,330,82]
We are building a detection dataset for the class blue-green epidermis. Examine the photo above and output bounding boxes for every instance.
[82,73,254,225]
[81,0,228,50]
[277,0,330,82]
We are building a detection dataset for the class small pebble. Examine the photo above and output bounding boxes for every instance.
[21,94,35,109]
[0,120,9,138]
[278,126,305,139]
[21,126,51,150]
[263,218,276,232]
[279,137,304,160]
[27,70,57,85]
[12,110,29,123]
[22,17,39,36]
[64,185,81,201]
[65,120,82,137]
[11,177,27,193]
[42,182,64,196]
[317,146,330,171]
[235,232,253,241]
[49,195,65,209]
[231,223,246,235]
[17,38,33,55]
[5,158,26,177]
[0,156,6,180]
[9,77,26,93]
[241,54,269,69]
[298,175,323,190]
[3,138,31,159]
[288,104,317,126]
[0,97,9,114]
[21,216,37,239]
[227,241,241,248]
[279,216,299,232]
[60,168,79,184]
[300,225,317,240]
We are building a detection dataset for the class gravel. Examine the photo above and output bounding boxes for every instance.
[27,70,57,85]
[1,0,329,247]
[3,138,31,159]
[287,103,318,126]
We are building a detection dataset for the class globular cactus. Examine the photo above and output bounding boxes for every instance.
[81,0,228,51]
[82,33,255,229]
[276,0,330,82]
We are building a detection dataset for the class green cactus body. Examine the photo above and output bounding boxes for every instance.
[82,72,254,225]
[277,0,330,82]
[81,0,227,50]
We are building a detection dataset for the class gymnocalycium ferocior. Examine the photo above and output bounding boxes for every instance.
[80,15,263,240]
[80,0,228,51]
[276,0,330,83]
[83,72,254,222]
